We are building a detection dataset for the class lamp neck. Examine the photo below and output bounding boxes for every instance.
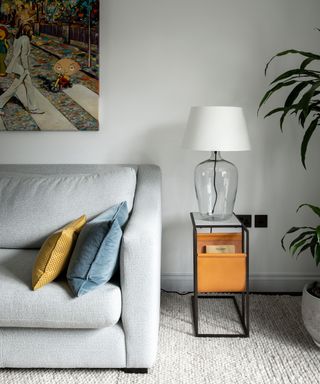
[209,151,222,161]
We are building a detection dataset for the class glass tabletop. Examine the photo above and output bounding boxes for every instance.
[191,212,242,228]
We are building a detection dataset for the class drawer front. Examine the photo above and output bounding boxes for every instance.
[197,253,246,293]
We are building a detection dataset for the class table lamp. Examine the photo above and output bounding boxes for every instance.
[183,106,250,220]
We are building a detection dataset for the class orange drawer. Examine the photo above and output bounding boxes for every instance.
[197,253,246,293]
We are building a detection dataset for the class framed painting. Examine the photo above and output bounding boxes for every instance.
[0,0,99,131]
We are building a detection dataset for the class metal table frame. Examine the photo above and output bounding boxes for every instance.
[190,212,250,338]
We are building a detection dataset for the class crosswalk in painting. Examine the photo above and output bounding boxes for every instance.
[0,0,99,131]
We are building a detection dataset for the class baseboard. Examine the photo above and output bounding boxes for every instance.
[161,273,319,293]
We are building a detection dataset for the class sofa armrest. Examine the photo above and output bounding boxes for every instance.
[120,165,162,368]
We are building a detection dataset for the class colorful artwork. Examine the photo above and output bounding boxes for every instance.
[0,0,99,131]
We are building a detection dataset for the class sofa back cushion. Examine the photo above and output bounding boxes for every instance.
[0,167,136,249]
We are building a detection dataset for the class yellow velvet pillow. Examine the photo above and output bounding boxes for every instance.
[32,215,86,290]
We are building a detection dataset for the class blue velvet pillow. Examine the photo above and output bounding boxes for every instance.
[67,202,128,297]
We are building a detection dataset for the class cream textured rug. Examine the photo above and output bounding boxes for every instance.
[1,293,320,384]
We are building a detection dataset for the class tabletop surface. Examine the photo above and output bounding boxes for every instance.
[191,212,242,227]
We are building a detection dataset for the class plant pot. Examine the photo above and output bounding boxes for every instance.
[302,282,320,347]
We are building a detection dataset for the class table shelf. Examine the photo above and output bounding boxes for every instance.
[190,212,250,337]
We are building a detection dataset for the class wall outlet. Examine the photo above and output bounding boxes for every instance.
[236,214,252,228]
[255,215,268,228]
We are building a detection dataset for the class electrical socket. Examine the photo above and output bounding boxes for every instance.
[255,215,268,228]
[236,214,252,228]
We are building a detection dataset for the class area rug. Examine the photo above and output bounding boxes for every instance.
[1,293,319,384]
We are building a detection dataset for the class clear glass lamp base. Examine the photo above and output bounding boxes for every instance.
[194,152,238,221]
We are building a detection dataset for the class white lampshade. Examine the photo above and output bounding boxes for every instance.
[183,106,250,151]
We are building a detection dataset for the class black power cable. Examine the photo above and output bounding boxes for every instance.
[161,289,193,296]
[211,150,218,215]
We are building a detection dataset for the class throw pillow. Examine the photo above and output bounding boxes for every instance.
[67,201,128,297]
[32,215,86,290]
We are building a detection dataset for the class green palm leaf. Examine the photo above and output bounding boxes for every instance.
[300,57,316,69]
[297,204,320,218]
[265,49,320,75]
[271,69,319,85]
[315,244,320,266]
[316,226,320,243]
[310,238,317,258]
[297,241,314,256]
[280,106,298,131]
[258,80,296,113]
[299,81,320,117]
[298,109,307,127]
[291,238,313,256]
[298,103,320,127]
[281,226,315,250]
[284,82,310,108]
[264,107,286,118]
[261,39,320,169]
[289,231,315,251]
[281,204,320,266]
[300,118,319,168]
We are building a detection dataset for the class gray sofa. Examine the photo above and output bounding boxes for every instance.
[0,164,161,372]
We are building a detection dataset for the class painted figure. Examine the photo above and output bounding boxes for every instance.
[16,4,35,27]
[0,26,9,77]
[51,58,81,92]
[0,23,43,116]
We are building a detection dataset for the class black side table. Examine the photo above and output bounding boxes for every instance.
[190,212,249,337]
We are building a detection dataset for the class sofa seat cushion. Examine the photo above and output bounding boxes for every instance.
[0,249,121,329]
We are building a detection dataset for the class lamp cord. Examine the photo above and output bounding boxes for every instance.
[211,151,218,215]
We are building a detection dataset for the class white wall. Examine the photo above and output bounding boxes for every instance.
[1,0,320,291]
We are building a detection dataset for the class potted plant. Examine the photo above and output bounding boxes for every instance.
[281,204,320,346]
[259,42,320,346]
